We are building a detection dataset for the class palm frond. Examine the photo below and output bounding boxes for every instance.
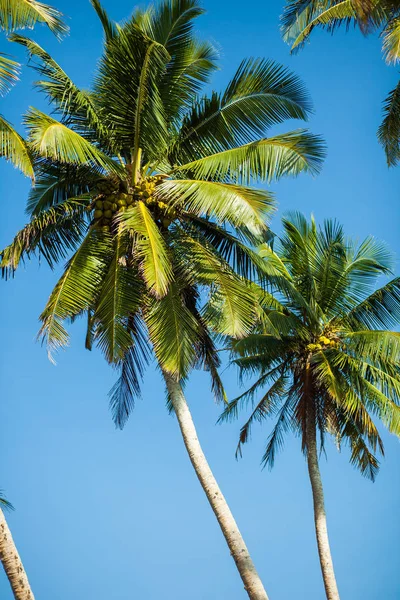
[25,108,121,174]
[94,22,170,162]
[283,1,357,52]
[383,17,400,64]
[378,79,400,166]
[120,201,173,297]
[108,322,151,429]
[0,490,14,511]
[1,197,89,276]
[0,115,34,178]
[345,277,400,330]
[0,52,19,95]
[90,0,117,42]
[0,0,68,38]
[174,130,325,183]
[38,228,112,361]
[144,282,199,377]
[174,58,313,163]
[235,375,287,458]
[11,35,108,144]
[93,232,143,363]
[134,0,218,123]
[158,179,275,233]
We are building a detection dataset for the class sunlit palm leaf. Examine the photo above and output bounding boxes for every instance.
[93,232,143,363]
[159,179,275,232]
[382,16,400,64]
[174,58,313,162]
[0,114,34,177]
[25,108,121,173]
[174,130,325,183]
[11,35,107,144]
[38,227,112,361]
[0,197,88,276]
[144,282,199,376]
[120,201,173,297]
[0,0,68,38]
[0,52,19,95]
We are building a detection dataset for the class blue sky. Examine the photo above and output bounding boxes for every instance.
[0,1,399,599]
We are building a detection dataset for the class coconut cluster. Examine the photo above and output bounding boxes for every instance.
[132,175,176,228]
[91,174,173,230]
[306,335,341,352]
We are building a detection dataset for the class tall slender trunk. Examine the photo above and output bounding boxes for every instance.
[0,507,34,600]
[306,404,340,600]
[164,372,269,600]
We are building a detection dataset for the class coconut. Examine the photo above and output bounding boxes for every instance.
[112,203,118,212]
[126,195,133,205]
[104,209,113,219]
[94,210,103,219]
[117,198,127,207]
[95,200,104,209]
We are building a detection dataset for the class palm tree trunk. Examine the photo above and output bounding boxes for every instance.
[164,372,269,600]
[306,405,340,600]
[0,507,34,600]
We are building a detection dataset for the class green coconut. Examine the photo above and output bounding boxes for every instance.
[104,209,113,219]
[95,200,104,209]
[94,210,103,219]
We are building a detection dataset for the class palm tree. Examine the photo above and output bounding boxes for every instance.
[0,0,67,178]
[281,0,400,166]
[1,2,325,597]
[220,212,400,600]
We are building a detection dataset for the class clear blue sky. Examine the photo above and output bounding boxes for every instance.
[0,1,399,599]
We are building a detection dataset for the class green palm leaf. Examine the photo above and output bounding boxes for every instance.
[1,197,88,275]
[25,108,121,174]
[93,232,143,363]
[0,115,34,177]
[11,35,107,144]
[382,17,400,64]
[378,80,400,166]
[174,58,313,163]
[0,0,68,38]
[90,0,116,42]
[159,179,275,232]
[121,201,173,297]
[0,52,19,95]
[38,228,112,361]
[174,130,325,183]
[144,282,199,377]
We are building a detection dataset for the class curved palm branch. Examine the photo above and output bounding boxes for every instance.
[0,0,68,38]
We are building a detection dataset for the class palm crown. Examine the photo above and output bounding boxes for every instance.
[281,0,400,166]
[1,1,325,427]
[221,212,400,480]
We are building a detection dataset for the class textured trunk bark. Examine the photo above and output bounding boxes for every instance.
[306,405,340,600]
[164,372,269,600]
[0,507,34,600]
